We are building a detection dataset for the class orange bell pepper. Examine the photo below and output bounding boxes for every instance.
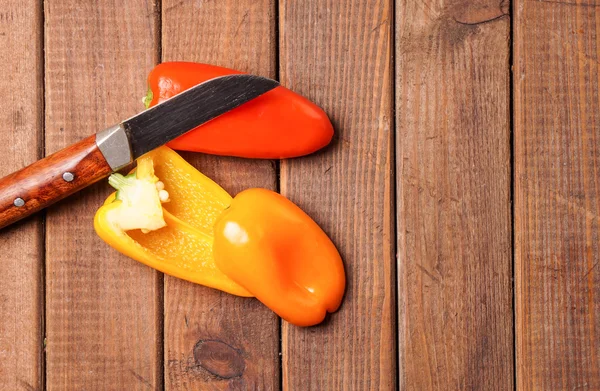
[144,62,334,158]
[213,189,346,326]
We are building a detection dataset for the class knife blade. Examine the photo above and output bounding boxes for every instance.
[0,74,279,230]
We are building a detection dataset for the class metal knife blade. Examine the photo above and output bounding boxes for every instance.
[126,74,279,158]
[96,74,279,171]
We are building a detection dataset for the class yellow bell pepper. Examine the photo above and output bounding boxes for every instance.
[94,146,251,297]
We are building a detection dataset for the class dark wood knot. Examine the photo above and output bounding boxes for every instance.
[193,339,245,379]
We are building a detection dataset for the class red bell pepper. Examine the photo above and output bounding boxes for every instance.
[144,62,334,159]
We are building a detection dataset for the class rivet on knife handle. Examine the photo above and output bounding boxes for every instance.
[0,133,119,229]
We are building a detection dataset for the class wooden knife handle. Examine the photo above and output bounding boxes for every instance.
[0,135,112,229]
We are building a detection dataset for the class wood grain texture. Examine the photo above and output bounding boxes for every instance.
[0,1,44,389]
[161,1,279,390]
[0,135,112,229]
[396,0,513,389]
[515,0,600,389]
[279,1,396,389]
[44,1,161,389]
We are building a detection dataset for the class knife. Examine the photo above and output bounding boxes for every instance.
[0,74,279,230]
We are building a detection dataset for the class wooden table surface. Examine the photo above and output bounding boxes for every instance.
[0,0,598,390]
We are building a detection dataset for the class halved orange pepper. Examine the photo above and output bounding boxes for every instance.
[144,62,334,158]
[213,189,346,327]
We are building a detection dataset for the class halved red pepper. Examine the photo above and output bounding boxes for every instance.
[144,62,334,159]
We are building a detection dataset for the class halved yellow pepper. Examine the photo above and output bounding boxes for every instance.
[94,146,251,297]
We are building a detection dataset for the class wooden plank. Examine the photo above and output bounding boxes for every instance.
[44,1,161,389]
[395,0,513,389]
[279,1,396,389]
[515,0,600,389]
[0,1,44,390]
[161,1,279,390]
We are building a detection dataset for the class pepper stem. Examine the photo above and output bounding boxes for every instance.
[143,87,153,109]
[108,173,133,191]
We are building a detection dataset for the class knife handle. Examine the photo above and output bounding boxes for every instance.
[0,135,113,229]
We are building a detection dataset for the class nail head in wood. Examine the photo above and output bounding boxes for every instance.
[13,198,25,207]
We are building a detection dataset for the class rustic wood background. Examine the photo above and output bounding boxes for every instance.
[0,0,598,390]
